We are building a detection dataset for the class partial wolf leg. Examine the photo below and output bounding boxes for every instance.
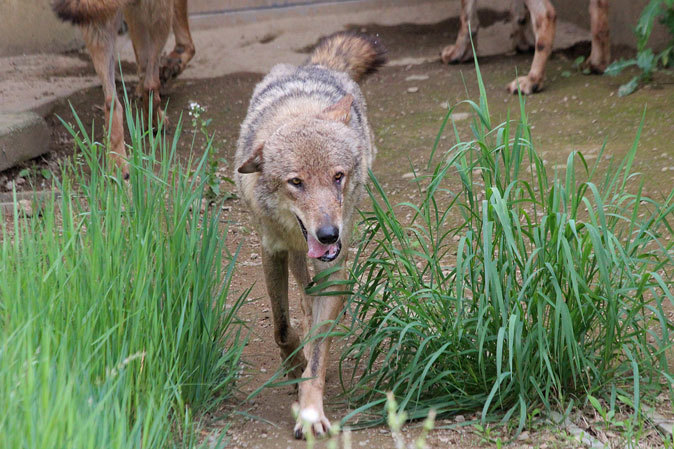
[289,250,313,361]
[264,250,307,381]
[583,0,610,73]
[510,0,534,53]
[507,0,556,94]
[124,2,172,128]
[160,0,195,84]
[81,16,128,178]
[293,262,346,439]
[441,0,478,64]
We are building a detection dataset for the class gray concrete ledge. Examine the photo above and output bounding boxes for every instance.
[0,112,50,172]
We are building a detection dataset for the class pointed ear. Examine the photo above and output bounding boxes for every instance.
[237,143,264,173]
[320,94,353,124]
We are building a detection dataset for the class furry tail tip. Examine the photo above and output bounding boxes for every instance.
[52,0,130,24]
[308,31,387,82]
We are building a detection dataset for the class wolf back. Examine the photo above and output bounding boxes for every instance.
[235,32,386,191]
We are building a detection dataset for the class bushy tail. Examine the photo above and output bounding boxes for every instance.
[52,0,133,24]
[308,31,387,82]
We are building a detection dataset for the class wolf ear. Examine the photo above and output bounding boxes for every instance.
[237,144,264,173]
[320,94,353,124]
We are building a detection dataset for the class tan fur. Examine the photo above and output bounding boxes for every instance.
[52,0,195,177]
[441,0,610,94]
[309,31,386,82]
[52,0,133,24]
[235,32,385,439]
[585,0,611,73]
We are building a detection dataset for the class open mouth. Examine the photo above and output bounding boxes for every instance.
[295,216,341,262]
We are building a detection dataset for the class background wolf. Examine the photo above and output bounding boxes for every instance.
[235,32,386,439]
[52,0,195,177]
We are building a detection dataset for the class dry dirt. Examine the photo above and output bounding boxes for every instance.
[2,7,674,449]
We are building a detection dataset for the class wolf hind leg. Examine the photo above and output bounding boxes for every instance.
[81,16,128,178]
[124,3,172,128]
[160,0,195,84]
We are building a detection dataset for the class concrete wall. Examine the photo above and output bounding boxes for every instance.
[0,0,670,57]
[0,0,82,56]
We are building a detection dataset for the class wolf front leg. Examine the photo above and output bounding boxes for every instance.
[289,250,314,360]
[293,263,346,439]
[583,0,610,73]
[507,0,556,94]
[262,250,307,381]
[441,0,479,64]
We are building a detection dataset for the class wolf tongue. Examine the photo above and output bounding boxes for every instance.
[307,234,333,259]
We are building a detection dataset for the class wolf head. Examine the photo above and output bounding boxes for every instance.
[238,95,363,262]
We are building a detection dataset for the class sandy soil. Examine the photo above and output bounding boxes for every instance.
[2,4,674,449]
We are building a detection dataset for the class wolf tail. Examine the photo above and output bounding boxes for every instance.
[52,0,133,24]
[307,31,387,82]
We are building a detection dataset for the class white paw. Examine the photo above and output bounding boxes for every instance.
[293,406,331,440]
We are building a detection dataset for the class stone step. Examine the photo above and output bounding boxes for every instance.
[0,112,50,172]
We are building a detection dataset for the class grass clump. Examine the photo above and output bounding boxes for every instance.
[340,68,674,433]
[0,102,246,448]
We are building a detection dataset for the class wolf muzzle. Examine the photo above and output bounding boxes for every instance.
[296,217,342,262]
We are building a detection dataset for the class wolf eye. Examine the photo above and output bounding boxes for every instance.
[334,172,344,183]
[288,178,303,187]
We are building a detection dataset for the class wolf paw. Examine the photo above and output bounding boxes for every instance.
[159,56,183,85]
[581,57,607,75]
[441,43,473,64]
[159,46,195,85]
[506,75,542,95]
[293,406,331,440]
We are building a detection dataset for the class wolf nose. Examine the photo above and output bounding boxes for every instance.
[316,226,339,244]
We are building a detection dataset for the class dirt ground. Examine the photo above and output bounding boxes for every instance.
[3,7,674,449]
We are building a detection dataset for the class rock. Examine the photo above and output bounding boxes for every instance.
[0,112,50,172]
[405,74,429,81]
[18,199,33,217]
[407,86,419,93]
[451,112,471,121]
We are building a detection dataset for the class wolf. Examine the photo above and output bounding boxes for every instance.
[441,0,610,94]
[52,0,195,177]
[235,31,386,439]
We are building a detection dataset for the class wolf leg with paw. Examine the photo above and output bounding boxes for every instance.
[441,0,610,94]
[235,32,386,439]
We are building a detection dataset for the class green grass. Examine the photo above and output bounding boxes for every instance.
[0,101,247,448]
[339,63,674,436]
